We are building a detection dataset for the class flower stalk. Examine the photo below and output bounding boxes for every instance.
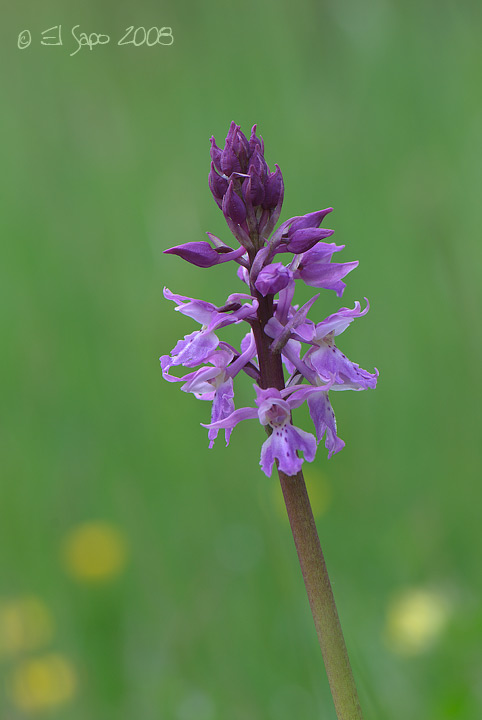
[278,469,364,720]
[160,122,377,719]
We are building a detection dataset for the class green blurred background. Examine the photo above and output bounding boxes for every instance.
[1,0,481,718]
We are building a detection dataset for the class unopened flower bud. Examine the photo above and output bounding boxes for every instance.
[249,149,268,183]
[248,124,264,159]
[210,137,223,173]
[221,146,241,176]
[222,179,247,226]
[254,263,292,296]
[243,166,265,207]
[263,164,284,209]
[208,162,228,208]
[164,241,245,268]
[286,227,335,254]
[289,208,333,233]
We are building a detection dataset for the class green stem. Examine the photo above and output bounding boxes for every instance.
[278,469,364,720]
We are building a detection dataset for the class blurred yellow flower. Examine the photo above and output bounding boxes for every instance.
[384,587,451,655]
[272,467,332,520]
[62,522,128,582]
[7,653,77,713]
[0,597,53,658]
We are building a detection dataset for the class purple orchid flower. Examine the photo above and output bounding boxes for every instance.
[171,334,258,448]
[160,288,258,377]
[162,122,378,469]
[202,383,330,477]
[299,301,379,390]
[293,244,359,297]
[266,298,378,391]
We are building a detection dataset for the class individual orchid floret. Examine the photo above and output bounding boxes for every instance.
[293,244,359,297]
[180,347,236,448]
[270,208,334,254]
[300,301,378,390]
[164,241,246,268]
[178,333,257,449]
[264,298,377,393]
[203,383,330,477]
[160,288,257,376]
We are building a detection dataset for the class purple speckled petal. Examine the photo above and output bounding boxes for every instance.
[260,424,316,477]
[307,392,345,459]
[305,342,378,389]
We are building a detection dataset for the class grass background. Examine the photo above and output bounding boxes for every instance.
[1,0,482,718]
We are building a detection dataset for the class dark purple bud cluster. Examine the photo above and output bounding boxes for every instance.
[208,122,284,246]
